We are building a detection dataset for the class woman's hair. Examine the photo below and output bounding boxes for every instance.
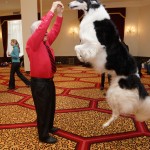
[11,39,20,53]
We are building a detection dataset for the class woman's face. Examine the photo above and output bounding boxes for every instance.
[11,41,15,46]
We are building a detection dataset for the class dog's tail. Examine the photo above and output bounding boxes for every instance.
[135,96,150,122]
[118,74,149,99]
[118,74,150,122]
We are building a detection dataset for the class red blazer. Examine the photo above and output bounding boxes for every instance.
[26,11,63,78]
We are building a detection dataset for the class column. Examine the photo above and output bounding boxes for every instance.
[20,0,38,72]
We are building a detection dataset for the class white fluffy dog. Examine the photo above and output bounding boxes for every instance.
[69,0,150,128]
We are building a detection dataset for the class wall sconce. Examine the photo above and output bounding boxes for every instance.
[69,27,79,35]
[0,25,2,40]
[0,30,2,39]
[126,26,136,34]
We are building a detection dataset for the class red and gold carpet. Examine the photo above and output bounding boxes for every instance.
[0,65,150,149]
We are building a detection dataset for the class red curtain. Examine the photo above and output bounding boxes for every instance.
[107,8,126,41]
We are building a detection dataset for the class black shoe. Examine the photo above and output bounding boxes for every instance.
[39,136,57,144]
[49,127,59,133]
[100,86,104,90]
[26,84,31,87]
[7,87,15,90]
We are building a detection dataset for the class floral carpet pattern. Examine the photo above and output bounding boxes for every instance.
[0,65,150,150]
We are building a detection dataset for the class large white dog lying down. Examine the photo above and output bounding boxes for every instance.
[69,0,150,128]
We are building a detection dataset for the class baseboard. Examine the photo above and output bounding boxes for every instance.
[1,56,149,66]
[134,56,150,63]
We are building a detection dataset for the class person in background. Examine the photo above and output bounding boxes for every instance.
[8,39,31,90]
[26,1,64,144]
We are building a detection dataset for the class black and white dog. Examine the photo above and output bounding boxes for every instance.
[69,0,150,128]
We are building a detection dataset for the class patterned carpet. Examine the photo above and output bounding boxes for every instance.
[0,65,150,150]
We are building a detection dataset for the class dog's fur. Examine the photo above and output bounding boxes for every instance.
[69,0,150,128]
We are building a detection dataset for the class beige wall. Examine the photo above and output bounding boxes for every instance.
[21,0,38,71]
[124,7,140,56]
[51,10,80,56]
[124,5,150,57]
[42,9,80,56]
[0,24,4,57]
[138,4,150,56]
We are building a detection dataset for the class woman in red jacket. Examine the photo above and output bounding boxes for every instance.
[26,1,64,144]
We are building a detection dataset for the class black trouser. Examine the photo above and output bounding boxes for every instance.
[9,62,30,88]
[137,62,142,77]
[31,77,56,139]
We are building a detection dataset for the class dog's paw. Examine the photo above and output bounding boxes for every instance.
[75,45,90,62]
[74,44,101,62]
[78,48,97,62]
[74,45,84,62]
[86,49,98,59]
[102,122,110,128]
[77,53,84,62]
[75,45,82,52]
